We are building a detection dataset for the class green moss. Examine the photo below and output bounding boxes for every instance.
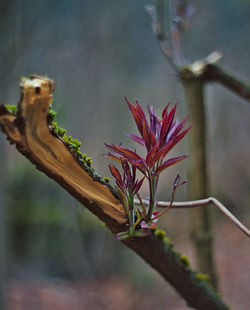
[182,65,191,72]
[51,122,67,138]
[48,108,95,168]
[66,136,82,148]
[82,153,87,160]
[162,236,172,246]
[180,254,190,267]
[196,272,210,282]
[154,229,166,239]
[48,106,84,157]
[45,105,120,199]
[216,291,222,298]
[57,127,67,137]
[4,105,17,115]
[86,157,92,166]
[48,108,57,121]
[104,177,111,182]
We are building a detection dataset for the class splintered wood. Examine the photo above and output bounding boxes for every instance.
[0,76,126,227]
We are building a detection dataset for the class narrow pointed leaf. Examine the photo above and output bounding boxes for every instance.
[131,176,145,196]
[153,155,187,175]
[162,126,192,158]
[135,101,146,121]
[105,144,144,164]
[162,102,171,119]
[160,103,176,145]
[167,116,189,141]
[142,119,152,151]
[145,141,160,168]
[104,152,121,162]
[148,106,157,135]
[126,133,145,146]
[109,164,122,184]
[122,160,131,188]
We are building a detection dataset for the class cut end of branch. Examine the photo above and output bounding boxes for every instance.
[0,76,126,226]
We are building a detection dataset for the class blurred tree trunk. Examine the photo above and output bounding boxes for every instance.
[0,138,6,310]
[181,73,217,287]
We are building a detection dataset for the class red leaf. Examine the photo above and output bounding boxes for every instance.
[160,103,176,146]
[131,176,145,196]
[126,98,145,136]
[109,164,122,184]
[162,102,171,119]
[145,141,160,168]
[162,126,191,158]
[167,116,188,141]
[150,142,172,164]
[153,155,187,175]
[135,100,146,121]
[142,119,152,151]
[122,160,131,187]
[104,153,121,162]
[105,144,143,163]
[126,133,145,146]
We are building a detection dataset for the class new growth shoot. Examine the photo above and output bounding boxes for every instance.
[105,99,191,240]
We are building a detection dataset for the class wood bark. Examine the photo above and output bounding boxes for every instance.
[0,76,229,310]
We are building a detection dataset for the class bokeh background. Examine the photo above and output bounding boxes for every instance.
[0,0,250,309]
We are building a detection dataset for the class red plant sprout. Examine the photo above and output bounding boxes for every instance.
[109,160,150,240]
[105,98,190,239]
[109,160,144,218]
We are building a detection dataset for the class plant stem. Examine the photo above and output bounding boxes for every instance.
[137,193,147,217]
[128,197,135,235]
[152,188,176,220]
[146,173,156,220]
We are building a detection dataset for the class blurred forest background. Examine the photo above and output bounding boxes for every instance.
[0,0,250,309]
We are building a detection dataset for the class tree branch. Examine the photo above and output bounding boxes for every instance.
[0,76,229,310]
[204,64,250,101]
[145,3,180,72]
[146,1,250,102]
[134,197,250,238]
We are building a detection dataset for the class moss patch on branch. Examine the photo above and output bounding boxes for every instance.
[47,105,116,193]
[4,105,17,115]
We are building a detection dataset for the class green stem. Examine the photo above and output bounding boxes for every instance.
[128,197,135,235]
[146,173,156,220]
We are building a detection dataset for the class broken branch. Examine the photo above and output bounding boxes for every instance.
[0,76,229,309]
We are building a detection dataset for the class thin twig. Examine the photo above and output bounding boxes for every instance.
[136,193,147,217]
[147,2,250,101]
[134,197,250,238]
[152,186,177,220]
[145,3,180,72]
[204,64,250,101]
